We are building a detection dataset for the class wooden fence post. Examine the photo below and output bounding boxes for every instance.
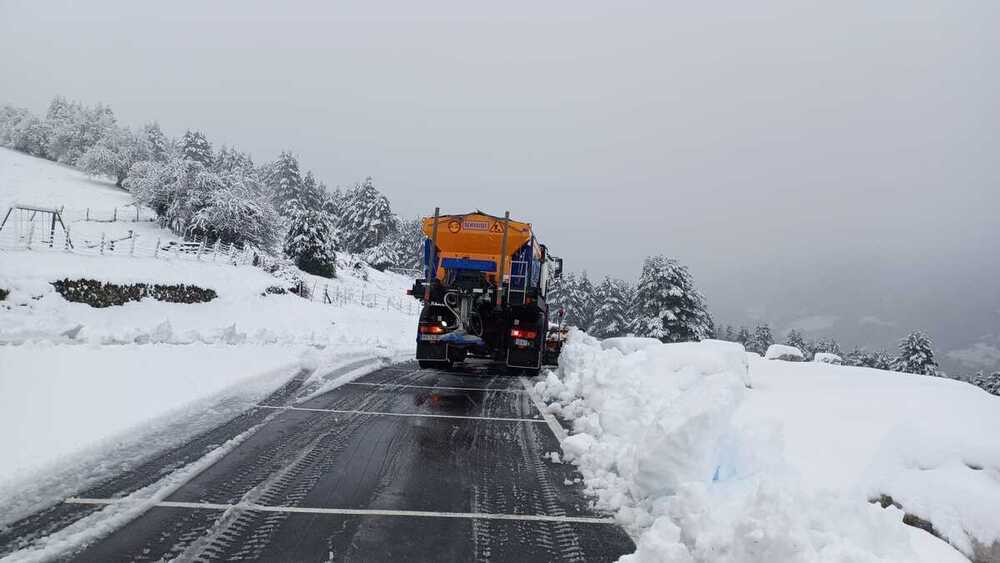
[129,230,136,256]
[113,207,117,222]
[99,233,106,255]
[154,237,161,258]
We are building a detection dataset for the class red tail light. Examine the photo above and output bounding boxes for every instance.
[419,324,446,334]
[510,328,537,339]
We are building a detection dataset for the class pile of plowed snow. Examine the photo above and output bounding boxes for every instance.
[537,331,991,562]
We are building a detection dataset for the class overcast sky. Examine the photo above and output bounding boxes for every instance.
[2,1,998,371]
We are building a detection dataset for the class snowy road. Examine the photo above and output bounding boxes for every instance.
[1,361,633,562]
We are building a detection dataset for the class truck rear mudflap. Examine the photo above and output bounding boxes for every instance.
[416,341,449,361]
[506,347,541,370]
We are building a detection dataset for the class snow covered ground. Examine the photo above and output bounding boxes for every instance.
[536,331,995,562]
[0,148,420,524]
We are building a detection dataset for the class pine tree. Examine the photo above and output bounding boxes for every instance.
[385,217,424,271]
[722,325,737,342]
[144,122,172,162]
[736,326,751,347]
[591,277,631,339]
[814,337,842,356]
[299,171,326,212]
[894,331,938,376]
[574,273,598,332]
[633,255,713,343]
[268,151,304,217]
[181,130,213,167]
[784,329,809,357]
[337,177,398,253]
[746,323,774,355]
[283,206,338,277]
[869,350,895,371]
[975,372,1000,396]
[213,145,255,174]
[548,272,575,321]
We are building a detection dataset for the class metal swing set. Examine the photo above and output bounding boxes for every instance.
[0,203,74,249]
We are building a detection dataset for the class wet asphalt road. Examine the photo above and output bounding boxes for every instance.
[12,361,634,562]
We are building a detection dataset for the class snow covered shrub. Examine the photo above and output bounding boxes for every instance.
[263,285,287,296]
[764,344,804,361]
[812,352,843,364]
[189,172,281,250]
[0,288,8,301]
[361,242,396,272]
[77,126,151,187]
[52,279,217,307]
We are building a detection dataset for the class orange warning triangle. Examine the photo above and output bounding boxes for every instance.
[490,222,504,233]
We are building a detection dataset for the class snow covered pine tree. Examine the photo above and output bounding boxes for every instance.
[591,277,631,338]
[284,207,338,278]
[180,130,213,167]
[337,177,398,254]
[634,255,713,343]
[746,324,774,355]
[894,331,939,376]
[784,329,810,358]
[269,151,304,217]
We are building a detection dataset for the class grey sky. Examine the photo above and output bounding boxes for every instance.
[2,1,998,371]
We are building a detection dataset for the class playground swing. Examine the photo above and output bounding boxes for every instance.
[0,203,74,249]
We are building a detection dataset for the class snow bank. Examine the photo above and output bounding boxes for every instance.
[764,343,805,361]
[0,344,304,486]
[740,357,1000,560]
[537,331,966,563]
[601,337,663,354]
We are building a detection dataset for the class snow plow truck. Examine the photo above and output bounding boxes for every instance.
[409,209,564,374]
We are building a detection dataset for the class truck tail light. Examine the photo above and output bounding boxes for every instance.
[510,328,537,340]
[419,325,446,334]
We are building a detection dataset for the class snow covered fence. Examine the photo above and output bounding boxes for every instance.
[64,205,157,223]
[0,225,260,266]
[304,282,417,315]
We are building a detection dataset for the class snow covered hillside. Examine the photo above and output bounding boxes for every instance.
[537,332,998,562]
[0,148,419,523]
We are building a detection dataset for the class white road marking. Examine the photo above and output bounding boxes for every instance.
[64,497,616,525]
[520,376,568,442]
[257,404,545,424]
[345,381,525,394]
